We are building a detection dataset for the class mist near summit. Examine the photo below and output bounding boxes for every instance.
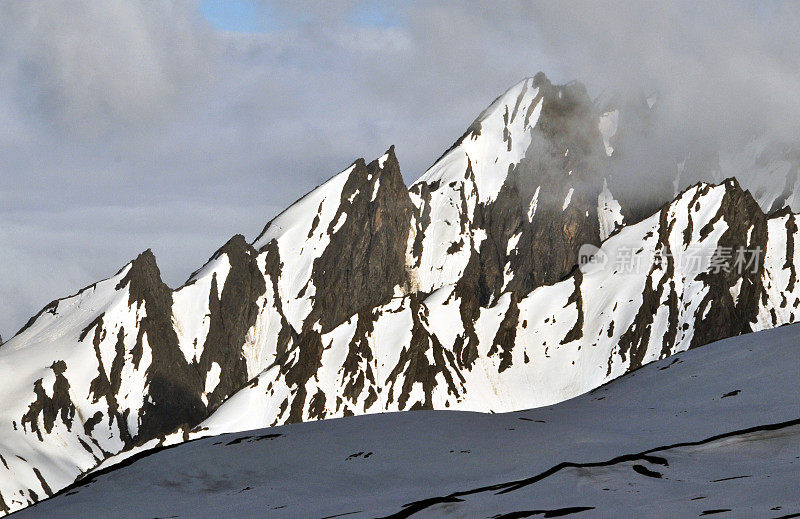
[1,0,797,336]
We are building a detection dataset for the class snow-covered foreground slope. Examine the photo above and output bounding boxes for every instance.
[16,324,800,519]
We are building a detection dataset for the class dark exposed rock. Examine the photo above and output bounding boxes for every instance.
[451,252,483,369]
[488,293,521,372]
[281,329,325,423]
[258,148,421,423]
[560,270,585,345]
[32,468,52,497]
[616,197,680,371]
[197,235,266,411]
[85,316,132,447]
[306,147,416,333]
[341,310,378,409]
[386,295,464,410]
[691,179,767,348]
[615,179,770,371]
[409,180,432,267]
[13,239,269,457]
[117,250,206,442]
[465,74,606,305]
[20,361,75,442]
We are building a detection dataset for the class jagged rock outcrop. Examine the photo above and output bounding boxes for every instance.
[300,147,416,333]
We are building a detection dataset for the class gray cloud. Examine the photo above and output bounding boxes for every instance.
[1,1,798,337]
[530,1,800,143]
[0,0,214,133]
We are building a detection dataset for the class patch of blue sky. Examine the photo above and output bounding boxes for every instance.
[347,1,401,28]
[199,0,273,33]
[200,1,400,33]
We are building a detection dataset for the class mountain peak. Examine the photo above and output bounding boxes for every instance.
[117,248,169,307]
[413,75,548,205]
[215,234,251,257]
[531,70,549,87]
[252,149,403,253]
[375,144,396,166]
[368,145,400,180]
[129,248,158,270]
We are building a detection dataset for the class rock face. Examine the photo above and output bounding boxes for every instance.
[407,73,612,299]
[295,147,416,334]
[470,75,606,303]
[2,72,800,516]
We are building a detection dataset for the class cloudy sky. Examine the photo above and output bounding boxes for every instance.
[2,1,799,337]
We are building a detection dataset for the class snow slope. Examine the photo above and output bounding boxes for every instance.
[16,323,800,518]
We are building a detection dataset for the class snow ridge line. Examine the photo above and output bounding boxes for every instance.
[378,416,800,518]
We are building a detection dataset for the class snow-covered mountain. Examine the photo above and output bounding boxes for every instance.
[2,72,799,515]
[15,324,800,518]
